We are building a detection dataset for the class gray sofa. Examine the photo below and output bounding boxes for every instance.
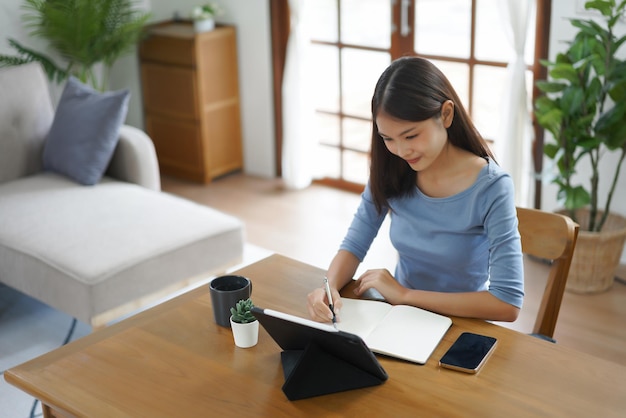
[0,63,244,328]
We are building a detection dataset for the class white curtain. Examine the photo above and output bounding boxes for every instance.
[495,0,535,207]
[281,0,315,189]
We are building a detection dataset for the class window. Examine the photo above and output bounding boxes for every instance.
[272,0,548,202]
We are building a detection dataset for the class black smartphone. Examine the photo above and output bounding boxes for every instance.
[439,332,497,374]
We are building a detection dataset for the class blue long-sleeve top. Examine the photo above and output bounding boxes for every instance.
[339,159,524,308]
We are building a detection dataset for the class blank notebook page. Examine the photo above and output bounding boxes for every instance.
[337,299,452,364]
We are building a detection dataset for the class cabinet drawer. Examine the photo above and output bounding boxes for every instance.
[139,24,195,66]
[203,103,243,178]
[145,116,203,173]
[141,63,198,119]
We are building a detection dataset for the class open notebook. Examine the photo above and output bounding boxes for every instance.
[336,298,452,364]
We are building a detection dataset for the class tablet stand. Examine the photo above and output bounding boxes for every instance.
[280,342,385,400]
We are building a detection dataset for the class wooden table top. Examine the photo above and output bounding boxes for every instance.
[5,254,626,417]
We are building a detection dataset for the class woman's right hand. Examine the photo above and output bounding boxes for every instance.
[307,286,342,323]
[308,250,358,323]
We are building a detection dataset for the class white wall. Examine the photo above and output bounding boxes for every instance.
[545,0,626,263]
[0,0,276,178]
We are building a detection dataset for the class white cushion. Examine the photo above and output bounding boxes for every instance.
[0,173,244,323]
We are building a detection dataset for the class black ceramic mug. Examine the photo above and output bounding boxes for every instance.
[209,275,252,327]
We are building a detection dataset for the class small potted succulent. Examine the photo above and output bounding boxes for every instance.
[229,298,259,348]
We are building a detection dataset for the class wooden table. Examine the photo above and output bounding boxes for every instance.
[5,255,626,417]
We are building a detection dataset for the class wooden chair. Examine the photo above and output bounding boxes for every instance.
[516,207,579,342]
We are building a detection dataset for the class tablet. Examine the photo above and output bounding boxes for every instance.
[252,306,388,400]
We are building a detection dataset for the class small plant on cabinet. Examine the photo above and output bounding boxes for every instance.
[190,2,223,21]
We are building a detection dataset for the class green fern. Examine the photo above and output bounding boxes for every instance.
[2,0,150,90]
[0,39,68,84]
[0,54,31,66]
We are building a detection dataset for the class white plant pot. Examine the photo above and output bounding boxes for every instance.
[194,18,215,33]
[230,317,259,348]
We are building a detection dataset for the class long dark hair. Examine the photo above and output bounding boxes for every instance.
[369,56,495,213]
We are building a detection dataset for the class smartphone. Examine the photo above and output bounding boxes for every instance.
[439,332,497,374]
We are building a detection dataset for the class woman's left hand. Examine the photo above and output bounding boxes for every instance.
[353,269,408,305]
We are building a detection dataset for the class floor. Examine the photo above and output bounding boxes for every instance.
[162,172,626,367]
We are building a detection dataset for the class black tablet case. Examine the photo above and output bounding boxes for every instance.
[252,307,388,400]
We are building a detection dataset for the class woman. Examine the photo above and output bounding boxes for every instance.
[307,57,523,323]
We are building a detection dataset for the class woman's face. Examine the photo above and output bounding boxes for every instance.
[375,101,454,172]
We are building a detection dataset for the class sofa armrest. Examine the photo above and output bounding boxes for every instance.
[106,125,161,191]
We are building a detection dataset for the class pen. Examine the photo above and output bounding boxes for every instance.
[323,277,337,328]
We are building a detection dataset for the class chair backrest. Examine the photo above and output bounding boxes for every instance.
[516,207,579,339]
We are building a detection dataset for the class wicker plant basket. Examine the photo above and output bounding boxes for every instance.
[561,209,626,293]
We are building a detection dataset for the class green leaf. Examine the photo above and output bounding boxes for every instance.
[534,96,558,112]
[585,77,602,106]
[554,53,572,65]
[536,108,563,137]
[604,123,626,149]
[549,63,579,84]
[571,18,606,40]
[584,1,613,17]
[560,87,585,115]
[577,135,602,150]
[536,80,567,93]
[597,102,626,148]
[608,63,626,101]
[568,38,587,63]
[539,59,550,69]
[560,185,590,210]
[544,143,561,159]
[574,113,596,131]
[0,54,32,67]
[596,101,626,129]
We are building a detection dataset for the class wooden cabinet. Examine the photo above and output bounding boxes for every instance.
[139,22,243,183]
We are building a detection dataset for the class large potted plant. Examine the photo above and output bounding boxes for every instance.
[534,0,626,292]
[0,0,150,91]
